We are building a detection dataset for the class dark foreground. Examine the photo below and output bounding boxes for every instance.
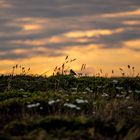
[0,75,140,140]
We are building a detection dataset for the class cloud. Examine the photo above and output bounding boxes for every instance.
[4,0,140,18]
[0,0,140,60]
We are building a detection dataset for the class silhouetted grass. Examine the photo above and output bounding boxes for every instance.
[0,61,140,139]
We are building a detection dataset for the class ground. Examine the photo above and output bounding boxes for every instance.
[0,75,140,140]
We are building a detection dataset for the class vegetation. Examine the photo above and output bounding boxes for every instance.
[0,74,140,140]
[0,58,140,140]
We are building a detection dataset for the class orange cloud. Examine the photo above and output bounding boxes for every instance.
[123,20,140,25]
[63,30,112,38]
[22,24,42,31]
[12,49,28,55]
[124,39,140,50]
[63,28,124,38]
[10,40,46,46]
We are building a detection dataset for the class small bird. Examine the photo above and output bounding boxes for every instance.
[70,69,77,76]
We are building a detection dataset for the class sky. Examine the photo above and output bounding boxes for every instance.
[0,0,140,76]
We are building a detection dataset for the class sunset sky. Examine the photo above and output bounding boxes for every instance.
[0,0,140,76]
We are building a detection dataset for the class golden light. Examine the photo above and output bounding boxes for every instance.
[0,43,140,76]
[63,29,112,38]
[63,28,124,39]
[123,20,140,25]
[22,24,42,31]
[61,45,140,76]
[12,49,28,54]
[124,39,140,50]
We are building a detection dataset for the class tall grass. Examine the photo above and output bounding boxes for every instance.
[0,57,140,140]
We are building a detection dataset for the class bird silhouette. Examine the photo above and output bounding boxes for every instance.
[70,69,77,76]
